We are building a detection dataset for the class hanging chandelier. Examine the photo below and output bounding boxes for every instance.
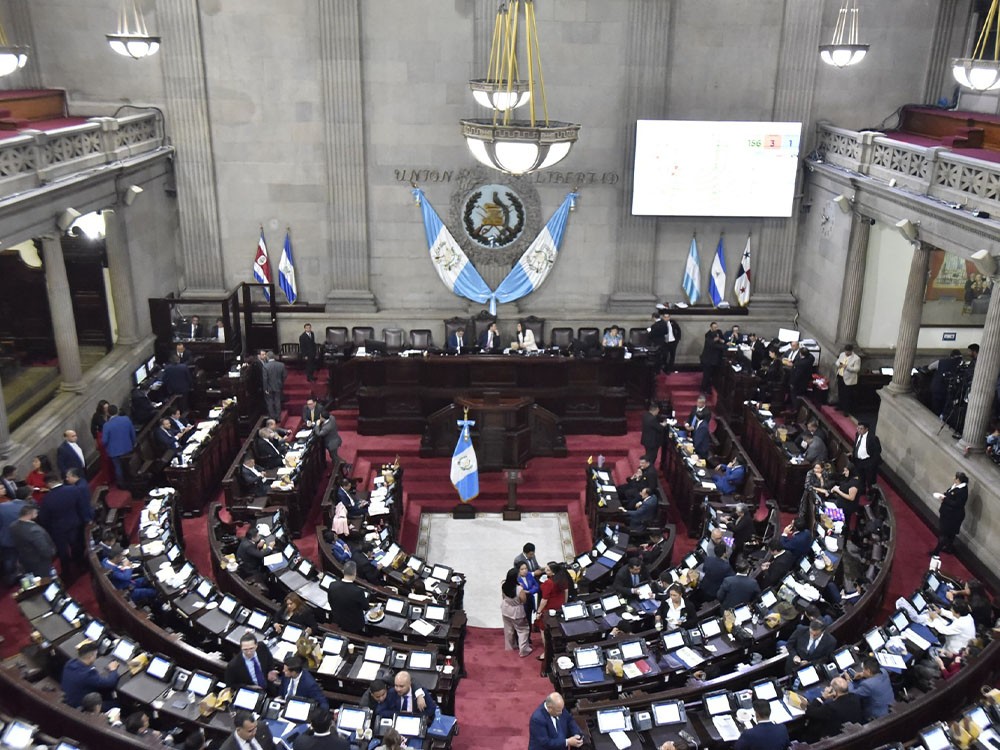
[0,7,27,78]
[953,0,1000,91]
[107,0,161,60]
[461,0,580,175]
[819,0,869,68]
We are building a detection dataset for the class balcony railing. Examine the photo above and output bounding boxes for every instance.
[814,121,1000,215]
[0,111,166,199]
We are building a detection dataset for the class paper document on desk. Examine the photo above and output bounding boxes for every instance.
[769,700,793,724]
[674,646,704,667]
[196,420,217,429]
[712,715,741,742]
[410,619,435,637]
[317,655,343,676]
[141,541,165,557]
[903,628,932,651]
[876,651,908,670]
[271,641,297,662]
[295,430,311,440]
[609,731,631,749]
[367,502,390,517]
[357,661,380,681]
[600,484,616,493]
[701,481,716,490]
[276,467,294,477]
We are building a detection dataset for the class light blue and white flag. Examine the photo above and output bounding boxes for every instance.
[709,235,726,307]
[682,236,701,304]
[412,188,493,308]
[278,230,297,303]
[450,415,479,503]
[492,192,578,312]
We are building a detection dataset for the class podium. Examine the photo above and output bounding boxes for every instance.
[456,393,533,470]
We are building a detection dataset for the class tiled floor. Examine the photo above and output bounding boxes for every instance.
[417,512,574,627]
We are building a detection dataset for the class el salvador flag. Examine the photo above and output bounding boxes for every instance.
[450,420,479,503]
[492,192,577,312]
[709,235,727,306]
[682,237,701,304]
[412,188,492,308]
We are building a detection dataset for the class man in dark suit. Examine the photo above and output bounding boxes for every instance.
[279,655,329,711]
[684,395,713,460]
[730,503,755,564]
[759,538,796,589]
[848,657,895,721]
[649,310,682,373]
[172,342,193,364]
[621,487,659,533]
[446,328,468,353]
[292,707,349,750]
[616,456,658,507]
[186,316,204,340]
[734,700,789,750]
[102,405,137,487]
[785,619,838,675]
[224,633,278,691]
[315,409,343,464]
[299,323,318,382]
[713,457,747,495]
[528,692,584,750]
[254,427,287,470]
[612,558,646,598]
[220,711,276,750]
[326,561,368,633]
[697,542,733,603]
[748,333,768,372]
[38,468,92,579]
[238,456,268,498]
[129,387,158,426]
[262,351,287,420]
[640,402,666,462]
[236,527,270,582]
[802,677,863,743]
[301,398,322,428]
[930,349,963,416]
[56,429,86,478]
[785,340,814,402]
[154,418,180,453]
[717,559,760,609]
[61,640,122,709]
[851,422,882,495]
[699,322,727,393]
[377,670,437,721]
[780,518,813,563]
[9,502,55,578]
[162,361,195,411]
[478,322,502,353]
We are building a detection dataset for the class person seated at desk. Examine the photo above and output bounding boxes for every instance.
[747,332,768,371]
[265,417,290,440]
[785,618,837,675]
[352,541,386,585]
[759,538,796,590]
[154,418,181,453]
[359,678,392,713]
[846,657,894,721]
[377,670,437,721]
[279,655,329,711]
[734,699,789,750]
[221,711,276,750]
[815,464,861,534]
[528,692,584,750]
[718,559,760,610]
[237,527,271,582]
[169,407,195,438]
[336,476,366,517]
[238,455,269,498]
[602,325,624,348]
[128,387,158,427]
[714,457,747,495]
[801,433,828,466]
[801,676,863,743]
[514,321,538,352]
[447,328,469,353]
[80,691,123,727]
[274,592,320,636]
[924,598,977,654]
[724,325,744,345]
[612,557,646,598]
[225,632,279,692]
[478,322,502,353]
[326,560,368,634]
[804,462,832,493]
[697,542,733,604]
[619,486,659,533]
[780,517,812,563]
[62,640,122,709]
[375,729,405,750]
[616,456,658,507]
[102,545,156,604]
[684,394,712,460]
[293,707,349,750]
[254,427,288,470]
[172,342,192,364]
[301,398,323,428]
[212,318,226,342]
[657,582,694,631]
[176,316,204,340]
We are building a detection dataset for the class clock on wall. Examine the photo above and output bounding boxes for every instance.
[819,200,835,239]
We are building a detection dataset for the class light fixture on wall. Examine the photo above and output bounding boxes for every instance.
[468,2,531,112]
[833,194,853,213]
[971,248,998,277]
[56,208,82,233]
[123,184,144,206]
[107,0,161,60]
[895,218,919,242]
[0,6,28,77]
[953,0,1000,91]
[819,0,869,68]
[460,0,580,175]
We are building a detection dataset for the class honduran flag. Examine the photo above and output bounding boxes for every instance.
[412,188,492,308]
[682,236,701,305]
[491,192,578,313]
[450,417,479,503]
[252,228,272,301]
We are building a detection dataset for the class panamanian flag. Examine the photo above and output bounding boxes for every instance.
[734,235,752,307]
[450,417,479,503]
[253,228,272,301]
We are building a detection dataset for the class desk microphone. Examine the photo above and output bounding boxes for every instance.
[679,729,699,749]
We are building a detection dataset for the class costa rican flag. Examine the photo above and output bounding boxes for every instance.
[253,229,272,301]
[450,416,479,503]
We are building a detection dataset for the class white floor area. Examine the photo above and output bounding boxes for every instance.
[416,512,574,628]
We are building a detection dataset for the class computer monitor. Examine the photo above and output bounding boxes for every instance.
[196,579,214,599]
[219,596,239,615]
[703,691,732,716]
[600,594,624,612]
[752,680,778,701]
[920,725,952,750]
[424,605,447,622]
[282,699,312,723]
[890,611,910,632]
[146,656,172,681]
[732,605,752,624]
[911,591,927,612]
[84,620,105,642]
[576,553,592,569]
[112,638,137,662]
[232,687,263,712]
[246,610,268,631]
[562,602,587,621]
[574,646,603,669]
[864,628,886,653]
[322,635,345,654]
[384,598,406,615]
[408,651,433,670]
[61,601,81,622]
[187,672,213,696]
[663,631,685,650]
[651,701,685,726]
[54,740,80,750]
[759,590,778,609]
[701,618,723,639]
[595,708,629,734]
[619,640,644,661]
[431,565,451,580]
[393,715,422,738]
[43,582,61,603]
[833,648,854,672]
[134,363,148,386]
[146,355,156,373]
[336,707,369,733]
[796,665,820,687]
[926,572,941,592]
[364,644,388,663]
[1,720,35,750]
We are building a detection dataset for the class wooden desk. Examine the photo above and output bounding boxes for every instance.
[740,403,809,513]
[713,354,758,429]
[164,402,240,516]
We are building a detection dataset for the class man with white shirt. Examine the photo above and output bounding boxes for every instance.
[851,422,882,495]
[926,599,976,654]
[56,430,86,478]
[528,692,584,750]
[220,711,276,750]
[377,670,437,721]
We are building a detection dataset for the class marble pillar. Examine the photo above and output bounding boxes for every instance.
[102,209,140,346]
[886,242,929,394]
[0,0,41,91]
[923,0,962,105]
[40,235,84,392]
[607,0,672,315]
[321,0,377,313]
[0,370,12,457]
[836,213,872,346]
[157,0,226,293]
[959,272,1000,451]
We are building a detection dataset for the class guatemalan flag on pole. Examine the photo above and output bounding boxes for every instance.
[491,192,578,313]
[278,230,297,303]
[709,235,727,306]
[450,411,479,503]
[412,188,493,309]
[682,236,701,304]
[734,234,752,307]
[253,228,272,301]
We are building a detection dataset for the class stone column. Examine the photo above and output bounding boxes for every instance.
[0,371,12,457]
[321,0,377,313]
[885,242,929,395]
[102,209,140,346]
[755,0,824,299]
[0,0,41,91]
[607,0,673,315]
[836,213,872,346]
[157,0,226,293]
[959,271,1000,451]
[923,0,962,105]
[40,235,84,392]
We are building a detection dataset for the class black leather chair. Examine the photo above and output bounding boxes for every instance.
[382,328,405,353]
[577,327,600,348]
[409,329,434,350]
[352,326,375,348]
[471,309,497,344]
[443,317,471,349]
[629,327,650,347]
[325,326,348,350]
[550,327,573,351]
[520,315,545,346]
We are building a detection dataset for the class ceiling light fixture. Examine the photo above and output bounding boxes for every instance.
[953,0,1000,91]
[0,6,28,77]
[819,0,869,68]
[107,0,161,60]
